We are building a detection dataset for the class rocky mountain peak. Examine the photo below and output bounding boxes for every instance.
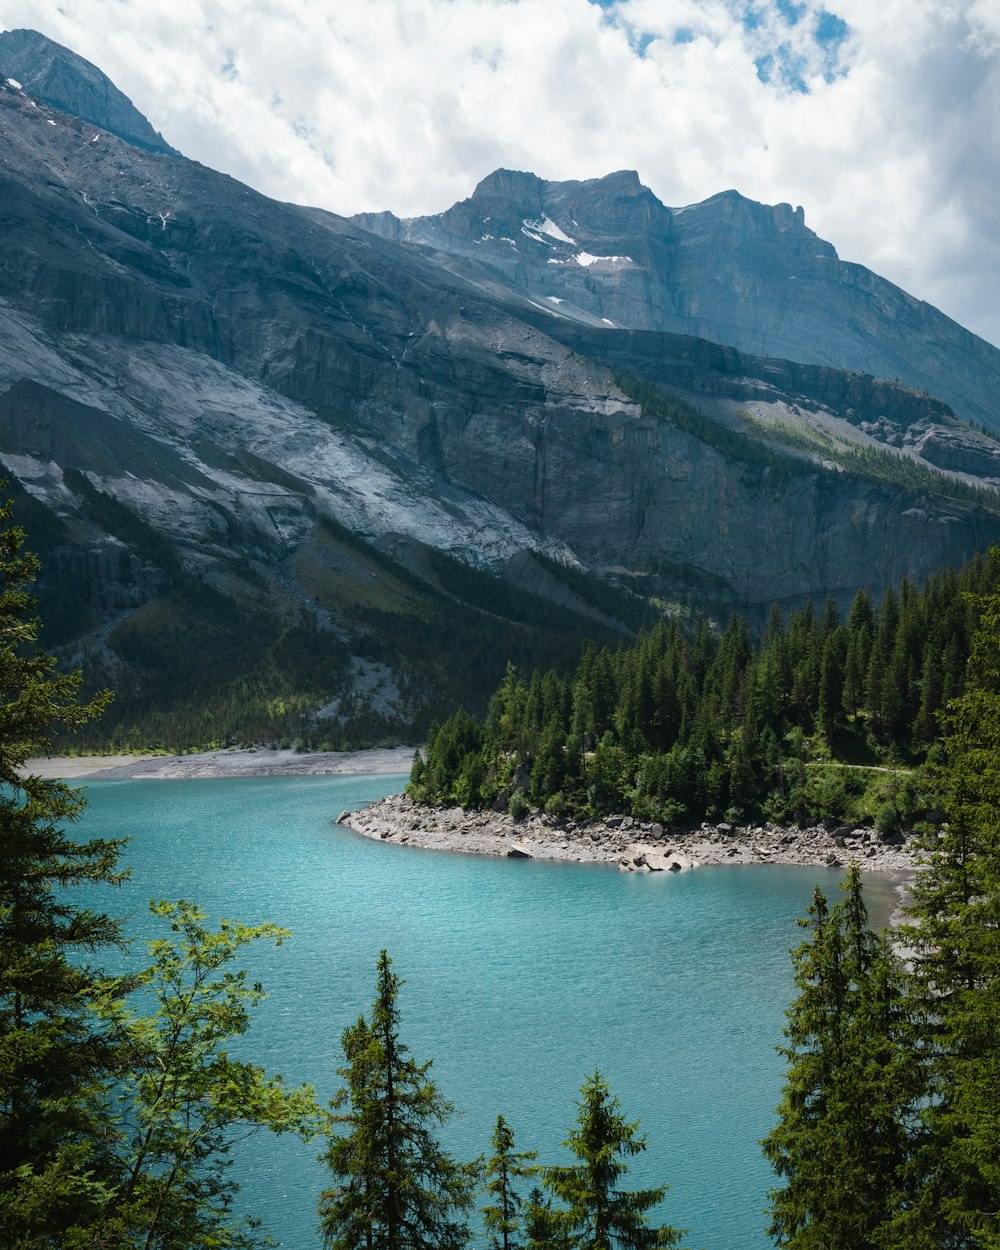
[468,166,547,206]
[350,167,1000,429]
[0,27,180,156]
[694,187,819,241]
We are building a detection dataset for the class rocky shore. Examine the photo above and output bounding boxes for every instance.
[343,793,922,876]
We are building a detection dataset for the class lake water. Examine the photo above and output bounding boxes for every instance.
[74,774,900,1250]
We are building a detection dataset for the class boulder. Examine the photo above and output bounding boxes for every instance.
[626,842,698,872]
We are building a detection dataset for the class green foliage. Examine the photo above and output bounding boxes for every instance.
[96,901,320,1249]
[740,413,837,457]
[763,867,921,1247]
[620,372,1000,512]
[319,950,477,1250]
[767,596,1000,1248]
[70,517,632,752]
[414,551,999,828]
[904,565,1000,1245]
[77,578,352,751]
[0,493,123,1246]
[0,492,326,1247]
[0,463,68,555]
[482,1115,539,1250]
[530,552,661,634]
[508,788,529,821]
[543,1072,687,1250]
[836,443,1000,511]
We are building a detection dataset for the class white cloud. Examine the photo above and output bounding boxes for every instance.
[1,0,999,348]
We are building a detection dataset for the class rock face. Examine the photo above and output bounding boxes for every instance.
[1,31,1000,725]
[0,28,180,156]
[355,169,1000,432]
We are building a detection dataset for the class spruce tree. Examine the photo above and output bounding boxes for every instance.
[0,495,125,1242]
[763,866,919,1248]
[544,1071,687,1250]
[905,576,1000,1246]
[524,1184,572,1250]
[319,950,476,1250]
[482,1114,539,1250]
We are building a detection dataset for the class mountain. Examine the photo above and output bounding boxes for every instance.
[0,28,180,156]
[354,168,1000,433]
[1,31,999,747]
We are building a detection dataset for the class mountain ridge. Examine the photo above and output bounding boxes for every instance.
[352,167,1000,432]
[0,27,180,156]
[1,30,1000,745]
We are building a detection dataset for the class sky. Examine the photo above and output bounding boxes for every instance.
[2,0,999,348]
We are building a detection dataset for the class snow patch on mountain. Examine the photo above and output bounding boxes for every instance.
[523,216,576,245]
[575,252,633,267]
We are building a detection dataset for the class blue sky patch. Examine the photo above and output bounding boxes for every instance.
[775,0,807,25]
[587,0,851,91]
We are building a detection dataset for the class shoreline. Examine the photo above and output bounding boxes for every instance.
[23,745,416,781]
[24,747,920,883]
[24,749,918,919]
[344,793,921,884]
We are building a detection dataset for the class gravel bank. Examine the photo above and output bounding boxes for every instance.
[344,793,921,877]
[27,746,416,781]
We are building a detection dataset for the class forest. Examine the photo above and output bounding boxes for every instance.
[2,493,1000,1248]
[411,549,1000,831]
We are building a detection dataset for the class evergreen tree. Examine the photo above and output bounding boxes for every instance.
[763,866,919,1248]
[524,1185,570,1250]
[0,495,124,1243]
[482,1114,539,1250]
[817,627,847,744]
[544,1072,687,1250]
[905,575,1000,1246]
[319,950,476,1250]
[413,547,1000,829]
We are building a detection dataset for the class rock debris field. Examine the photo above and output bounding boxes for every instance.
[343,793,921,877]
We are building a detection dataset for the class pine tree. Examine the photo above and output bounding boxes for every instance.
[0,495,125,1242]
[319,950,476,1250]
[482,1114,539,1250]
[763,866,919,1248]
[544,1071,687,1250]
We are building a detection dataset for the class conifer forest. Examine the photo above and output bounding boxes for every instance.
[3,493,1000,1248]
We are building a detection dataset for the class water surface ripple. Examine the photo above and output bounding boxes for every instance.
[76,775,886,1249]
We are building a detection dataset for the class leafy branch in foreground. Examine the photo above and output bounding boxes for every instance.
[96,900,321,1249]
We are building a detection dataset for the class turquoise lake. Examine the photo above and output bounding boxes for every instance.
[74,774,900,1249]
